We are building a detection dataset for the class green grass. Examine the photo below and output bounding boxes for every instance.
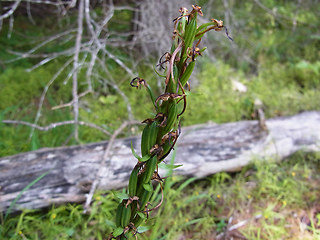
[183,59,320,126]
[1,152,319,239]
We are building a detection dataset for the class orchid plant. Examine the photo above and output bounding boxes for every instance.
[108,5,230,239]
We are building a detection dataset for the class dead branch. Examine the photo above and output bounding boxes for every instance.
[71,0,84,142]
[0,0,21,21]
[1,111,320,213]
[51,90,92,110]
[0,0,139,144]
[4,29,76,63]
[2,119,112,136]
[2,0,70,7]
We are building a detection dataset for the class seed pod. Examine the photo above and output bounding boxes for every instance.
[115,203,124,227]
[141,124,151,156]
[128,168,139,196]
[163,102,178,134]
[121,204,132,228]
[179,13,198,68]
[161,141,171,156]
[178,13,188,35]
[143,156,157,184]
[132,214,144,228]
[139,183,153,208]
[148,121,159,153]
[184,13,197,51]
[161,135,175,158]
[180,61,195,88]
[119,234,128,240]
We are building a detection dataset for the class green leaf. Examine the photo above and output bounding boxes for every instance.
[113,227,124,237]
[143,182,153,192]
[131,142,141,160]
[105,219,116,228]
[181,218,204,227]
[112,191,129,201]
[200,47,207,53]
[184,194,208,204]
[146,85,158,109]
[137,211,147,219]
[5,171,50,220]
[137,225,150,233]
[158,162,183,170]
[177,177,198,192]
[196,22,215,34]
[139,154,151,162]
[66,228,75,236]
[98,95,117,105]
[153,65,166,78]
[31,131,40,151]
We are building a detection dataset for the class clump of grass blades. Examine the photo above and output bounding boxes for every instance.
[108,5,231,240]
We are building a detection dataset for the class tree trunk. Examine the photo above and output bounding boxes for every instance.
[1,111,320,213]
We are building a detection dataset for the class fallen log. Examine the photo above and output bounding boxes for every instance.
[1,111,320,213]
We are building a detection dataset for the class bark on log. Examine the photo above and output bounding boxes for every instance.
[1,111,320,213]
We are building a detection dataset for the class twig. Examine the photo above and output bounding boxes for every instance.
[216,214,262,239]
[28,57,56,72]
[104,49,135,78]
[223,0,232,39]
[5,47,76,65]
[83,120,140,213]
[3,120,112,136]
[0,0,21,21]
[67,0,77,9]
[229,214,262,231]
[4,29,76,63]
[84,0,104,91]
[113,6,137,11]
[51,90,92,110]
[81,3,115,92]
[26,0,36,25]
[2,0,70,7]
[72,0,84,142]
[7,14,14,38]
